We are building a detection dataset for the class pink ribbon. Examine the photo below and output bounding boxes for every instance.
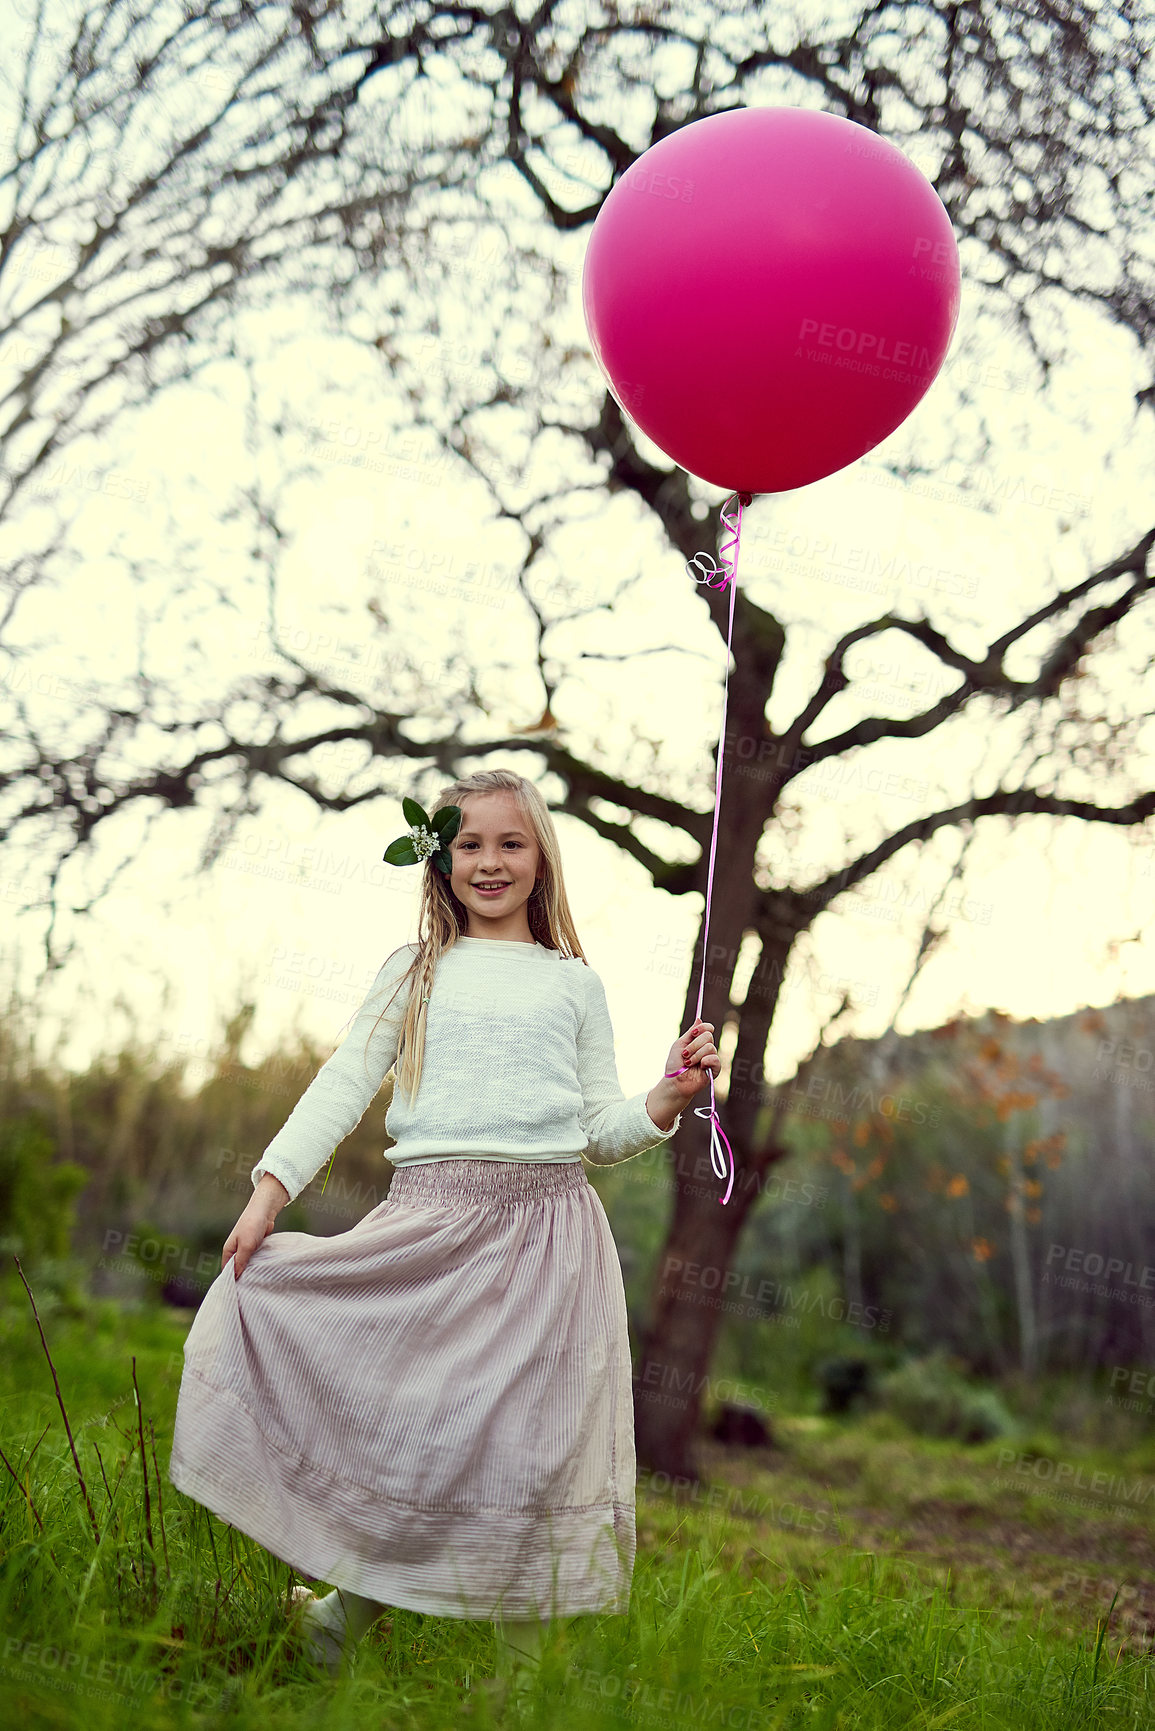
[662,490,753,1208]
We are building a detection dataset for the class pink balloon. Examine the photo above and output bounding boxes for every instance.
[582,107,961,494]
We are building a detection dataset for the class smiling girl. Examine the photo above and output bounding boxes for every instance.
[167,766,719,1695]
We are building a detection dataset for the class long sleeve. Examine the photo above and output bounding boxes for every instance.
[249,945,417,1204]
[575,965,682,1166]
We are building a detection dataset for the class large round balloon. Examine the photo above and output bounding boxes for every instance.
[582,107,961,494]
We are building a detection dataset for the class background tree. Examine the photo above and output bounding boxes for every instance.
[742,994,1155,1383]
[2,1,1153,1476]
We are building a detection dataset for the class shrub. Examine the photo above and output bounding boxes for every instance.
[114,1220,226,1307]
[878,1351,1018,1442]
[815,1355,874,1414]
[0,1112,91,1316]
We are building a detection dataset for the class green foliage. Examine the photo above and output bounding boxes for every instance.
[119,1220,231,1309]
[814,1354,873,1414]
[706,1263,901,1422]
[735,1008,1154,1382]
[879,1351,1020,1443]
[0,1112,90,1260]
[0,1306,1151,1728]
[594,1149,676,1336]
[0,1111,91,1315]
[2,945,1152,1419]
[384,798,460,872]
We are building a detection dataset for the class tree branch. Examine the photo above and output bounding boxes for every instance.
[783,783,1155,923]
[781,526,1155,775]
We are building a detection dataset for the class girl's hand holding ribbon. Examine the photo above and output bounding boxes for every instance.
[663,1019,721,1099]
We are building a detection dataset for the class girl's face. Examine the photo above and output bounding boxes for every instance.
[448,792,545,937]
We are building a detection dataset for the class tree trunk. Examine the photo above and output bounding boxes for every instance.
[632,826,804,1477]
[841,1167,865,1317]
[631,1142,759,1476]
[1005,1117,1037,1378]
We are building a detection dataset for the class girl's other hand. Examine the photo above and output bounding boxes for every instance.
[663,1019,721,1098]
[222,1181,285,1279]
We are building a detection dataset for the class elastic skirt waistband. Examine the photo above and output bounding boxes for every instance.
[386,1157,590,1208]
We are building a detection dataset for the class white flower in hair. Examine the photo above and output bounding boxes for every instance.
[407,823,439,861]
[383,798,462,874]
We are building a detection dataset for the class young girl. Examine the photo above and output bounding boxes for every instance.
[167,766,719,1691]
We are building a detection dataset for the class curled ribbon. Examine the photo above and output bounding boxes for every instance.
[664,490,754,1208]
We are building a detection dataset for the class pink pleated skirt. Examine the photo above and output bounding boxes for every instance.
[166,1157,636,1621]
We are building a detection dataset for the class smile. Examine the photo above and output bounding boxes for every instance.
[474,883,510,894]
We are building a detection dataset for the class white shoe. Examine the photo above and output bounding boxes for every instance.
[286,1585,351,1677]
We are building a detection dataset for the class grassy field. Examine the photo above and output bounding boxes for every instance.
[0,1291,1152,1729]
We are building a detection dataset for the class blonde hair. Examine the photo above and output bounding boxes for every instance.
[364,768,588,1105]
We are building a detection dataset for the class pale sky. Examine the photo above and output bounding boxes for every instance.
[4,45,1154,1118]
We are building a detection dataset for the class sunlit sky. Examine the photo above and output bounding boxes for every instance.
[4,32,1155,1121]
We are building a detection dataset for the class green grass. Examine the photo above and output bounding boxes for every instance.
[0,1293,1152,1730]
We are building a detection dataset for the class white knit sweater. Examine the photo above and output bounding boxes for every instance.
[250,936,683,1203]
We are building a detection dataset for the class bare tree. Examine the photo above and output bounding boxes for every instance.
[2,1,1154,1476]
